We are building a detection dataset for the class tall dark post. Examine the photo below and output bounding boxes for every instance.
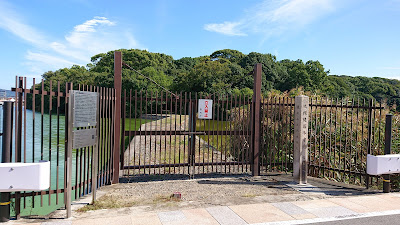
[0,101,13,222]
[383,114,393,193]
[252,63,262,176]
[113,51,122,184]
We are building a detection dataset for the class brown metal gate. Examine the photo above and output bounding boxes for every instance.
[121,92,254,176]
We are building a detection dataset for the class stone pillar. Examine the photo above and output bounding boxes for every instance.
[293,95,309,184]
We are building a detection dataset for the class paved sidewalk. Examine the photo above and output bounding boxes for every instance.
[5,192,400,225]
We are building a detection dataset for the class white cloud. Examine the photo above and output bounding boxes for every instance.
[26,51,76,68]
[0,1,47,47]
[204,0,335,37]
[204,22,246,36]
[0,2,143,79]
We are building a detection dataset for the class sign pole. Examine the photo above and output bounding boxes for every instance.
[66,89,74,218]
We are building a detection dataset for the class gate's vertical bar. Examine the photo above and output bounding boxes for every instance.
[134,90,138,175]
[361,99,365,185]
[179,92,183,174]
[221,96,226,174]
[154,91,157,175]
[92,90,99,203]
[113,51,122,184]
[366,99,373,188]
[128,89,132,176]
[164,92,167,174]
[149,91,153,174]
[251,63,262,176]
[15,77,23,219]
[121,90,126,172]
[246,95,251,172]
[184,92,187,174]
[31,79,36,208]
[383,114,393,193]
[22,78,27,209]
[159,91,163,174]
[56,81,60,204]
[334,98,338,180]
[144,91,148,175]
[48,80,53,205]
[170,91,174,173]
[266,97,271,172]
[212,94,216,172]
[188,93,196,177]
[174,92,178,174]
[239,94,244,172]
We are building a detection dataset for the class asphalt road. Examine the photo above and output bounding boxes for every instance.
[307,213,400,225]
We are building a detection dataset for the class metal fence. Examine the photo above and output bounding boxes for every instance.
[308,97,385,187]
[8,77,116,218]
[261,97,295,173]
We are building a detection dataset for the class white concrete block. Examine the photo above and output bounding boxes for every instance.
[367,154,400,175]
[0,161,50,192]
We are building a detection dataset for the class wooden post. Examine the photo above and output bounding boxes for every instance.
[113,51,122,184]
[294,95,309,184]
[252,63,262,176]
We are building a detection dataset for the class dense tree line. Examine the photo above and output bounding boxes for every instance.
[34,49,400,111]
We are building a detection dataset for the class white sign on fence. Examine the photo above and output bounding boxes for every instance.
[198,99,213,119]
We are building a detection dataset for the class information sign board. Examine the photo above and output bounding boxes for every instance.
[72,91,98,127]
[73,128,97,149]
[198,99,213,119]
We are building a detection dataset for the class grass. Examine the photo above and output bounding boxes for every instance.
[241,193,258,198]
[77,195,136,212]
[77,193,180,212]
[125,118,152,131]
[196,119,230,152]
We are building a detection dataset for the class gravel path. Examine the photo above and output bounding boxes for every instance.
[79,174,320,214]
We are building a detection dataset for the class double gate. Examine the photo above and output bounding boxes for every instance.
[121,92,255,176]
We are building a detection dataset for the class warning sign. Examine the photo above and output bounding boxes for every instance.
[198,99,213,119]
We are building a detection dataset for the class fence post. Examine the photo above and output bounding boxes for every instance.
[0,101,14,222]
[251,63,262,176]
[383,114,393,193]
[113,51,122,184]
[294,95,309,184]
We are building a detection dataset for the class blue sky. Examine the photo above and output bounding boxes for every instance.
[0,0,400,90]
